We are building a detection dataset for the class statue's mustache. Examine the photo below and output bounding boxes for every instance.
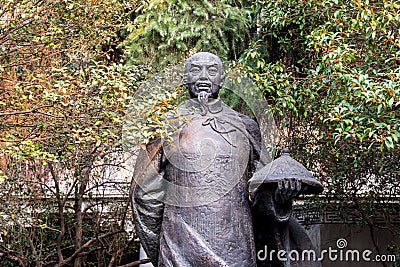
[185,81,219,90]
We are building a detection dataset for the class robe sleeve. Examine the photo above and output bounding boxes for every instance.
[240,114,293,222]
[238,113,262,176]
[131,139,166,267]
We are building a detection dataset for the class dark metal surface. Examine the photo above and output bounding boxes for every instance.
[250,148,323,195]
[131,52,322,267]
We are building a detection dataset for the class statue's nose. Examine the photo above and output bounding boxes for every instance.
[199,67,208,79]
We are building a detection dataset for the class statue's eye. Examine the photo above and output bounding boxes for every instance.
[190,67,201,75]
[208,67,218,76]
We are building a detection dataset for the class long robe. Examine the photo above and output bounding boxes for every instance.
[131,98,320,267]
[132,98,260,267]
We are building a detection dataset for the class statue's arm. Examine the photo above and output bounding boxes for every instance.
[131,139,166,266]
[238,113,262,175]
[241,114,301,222]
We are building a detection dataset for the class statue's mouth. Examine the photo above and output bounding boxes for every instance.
[195,81,212,92]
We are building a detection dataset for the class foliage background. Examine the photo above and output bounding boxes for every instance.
[236,1,400,264]
[124,0,253,67]
[1,0,399,266]
[1,0,146,266]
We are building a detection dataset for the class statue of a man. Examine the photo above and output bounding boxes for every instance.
[131,52,319,267]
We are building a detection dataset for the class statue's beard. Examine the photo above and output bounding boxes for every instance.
[198,91,211,104]
[197,91,211,116]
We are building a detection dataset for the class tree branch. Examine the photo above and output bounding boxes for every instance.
[59,230,124,266]
[0,248,26,266]
[117,259,151,267]
[0,105,53,116]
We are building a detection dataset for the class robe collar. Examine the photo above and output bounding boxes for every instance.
[185,98,223,114]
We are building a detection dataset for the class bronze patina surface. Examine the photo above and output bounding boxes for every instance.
[131,52,322,267]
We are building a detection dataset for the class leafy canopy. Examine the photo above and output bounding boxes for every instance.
[124,0,252,67]
[237,1,400,241]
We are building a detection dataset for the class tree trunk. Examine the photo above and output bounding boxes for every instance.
[74,170,90,267]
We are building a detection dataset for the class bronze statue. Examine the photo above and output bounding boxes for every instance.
[131,52,321,267]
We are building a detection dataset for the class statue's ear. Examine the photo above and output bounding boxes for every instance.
[220,74,225,87]
[182,78,191,90]
[182,73,188,85]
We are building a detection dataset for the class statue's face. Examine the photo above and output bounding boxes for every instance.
[184,53,224,99]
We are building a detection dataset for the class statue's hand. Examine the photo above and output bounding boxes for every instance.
[274,178,302,206]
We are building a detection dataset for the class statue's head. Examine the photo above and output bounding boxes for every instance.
[183,52,225,100]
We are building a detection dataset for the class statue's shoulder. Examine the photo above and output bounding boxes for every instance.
[238,113,260,135]
[222,104,260,132]
[221,104,261,147]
